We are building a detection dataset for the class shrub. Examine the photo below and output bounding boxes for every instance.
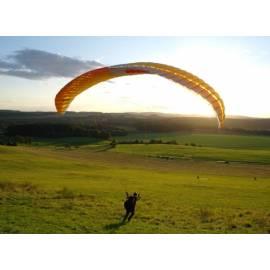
[110,139,117,148]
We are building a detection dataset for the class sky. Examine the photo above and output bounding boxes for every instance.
[0,36,270,118]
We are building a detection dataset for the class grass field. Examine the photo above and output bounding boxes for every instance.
[1,132,270,233]
[115,132,270,149]
[112,144,270,164]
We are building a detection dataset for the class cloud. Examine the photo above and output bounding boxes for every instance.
[0,49,103,80]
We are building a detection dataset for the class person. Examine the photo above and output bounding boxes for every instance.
[123,192,141,222]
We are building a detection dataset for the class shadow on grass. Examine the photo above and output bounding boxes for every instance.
[104,220,126,232]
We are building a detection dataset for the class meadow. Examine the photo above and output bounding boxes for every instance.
[0,132,270,233]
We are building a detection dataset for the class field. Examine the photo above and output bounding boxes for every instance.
[115,132,270,149]
[0,132,270,233]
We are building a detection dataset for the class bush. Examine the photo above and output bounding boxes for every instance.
[110,139,117,148]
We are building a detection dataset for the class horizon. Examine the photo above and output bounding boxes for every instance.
[0,109,268,120]
[1,37,270,118]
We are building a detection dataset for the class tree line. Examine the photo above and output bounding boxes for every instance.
[4,123,128,139]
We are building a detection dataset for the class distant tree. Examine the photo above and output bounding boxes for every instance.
[110,139,117,148]
[7,137,17,146]
[167,140,177,145]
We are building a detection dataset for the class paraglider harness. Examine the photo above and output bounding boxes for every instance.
[124,192,140,212]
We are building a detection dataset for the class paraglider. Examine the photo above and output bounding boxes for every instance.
[55,62,225,127]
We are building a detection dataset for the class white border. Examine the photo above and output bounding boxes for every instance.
[1,0,270,35]
[1,0,270,269]
[0,235,269,270]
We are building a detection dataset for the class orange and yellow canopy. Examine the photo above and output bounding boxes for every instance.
[55,62,225,127]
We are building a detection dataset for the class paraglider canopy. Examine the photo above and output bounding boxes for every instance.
[55,62,225,127]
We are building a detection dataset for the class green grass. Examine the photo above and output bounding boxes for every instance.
[32,137,103,147]
[112,144,270,164]
[0,142,270,233]
[114,132,270,149]
[33,132,270,150]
